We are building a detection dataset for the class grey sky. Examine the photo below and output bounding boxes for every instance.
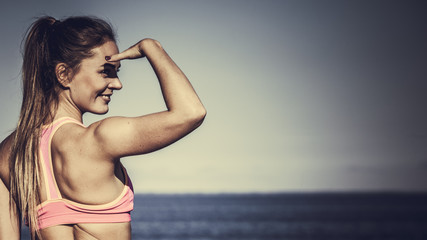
[1,0,427,192]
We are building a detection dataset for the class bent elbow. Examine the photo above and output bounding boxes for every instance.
[197,105,207,121]
[171,105,206,133]
[182,105,206,130]
[189,106,207,128]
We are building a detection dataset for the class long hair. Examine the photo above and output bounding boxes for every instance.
[9,15,116,239]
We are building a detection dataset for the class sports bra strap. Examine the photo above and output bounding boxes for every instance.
[40,117,85,200]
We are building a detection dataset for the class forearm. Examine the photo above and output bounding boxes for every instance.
[141,39,206,117]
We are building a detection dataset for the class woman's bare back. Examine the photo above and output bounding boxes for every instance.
[40,222,131,240]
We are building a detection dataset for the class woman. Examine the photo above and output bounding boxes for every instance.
[0,16,206,239]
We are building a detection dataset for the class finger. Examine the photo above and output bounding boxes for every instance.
[107,51,131,62]
[107,43,142,62]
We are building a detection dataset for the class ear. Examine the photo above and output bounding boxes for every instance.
[55,63,72,88]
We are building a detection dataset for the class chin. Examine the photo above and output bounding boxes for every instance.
[90,107,109,115]
[95,110,109,115]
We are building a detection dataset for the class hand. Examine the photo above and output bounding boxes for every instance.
[107,38,160,62]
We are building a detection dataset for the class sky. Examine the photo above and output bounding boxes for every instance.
[1,0,427,193]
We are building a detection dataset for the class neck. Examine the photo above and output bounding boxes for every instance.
[54,91,83,122]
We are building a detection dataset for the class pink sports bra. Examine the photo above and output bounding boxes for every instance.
[34,117,134,230]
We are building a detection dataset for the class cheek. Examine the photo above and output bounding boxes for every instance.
[74,76,102,93]
[70,80,95,101]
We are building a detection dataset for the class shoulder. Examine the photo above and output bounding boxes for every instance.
[0,133,15,187]
[50,119,113,161]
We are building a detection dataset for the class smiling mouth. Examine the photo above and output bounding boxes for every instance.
[99,94,111,101]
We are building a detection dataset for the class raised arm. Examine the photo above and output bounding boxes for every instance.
[89,39,206,158]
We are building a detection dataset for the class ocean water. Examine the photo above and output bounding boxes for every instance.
[21,193,427,239]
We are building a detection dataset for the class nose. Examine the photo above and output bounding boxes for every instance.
[108,77,122,90]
